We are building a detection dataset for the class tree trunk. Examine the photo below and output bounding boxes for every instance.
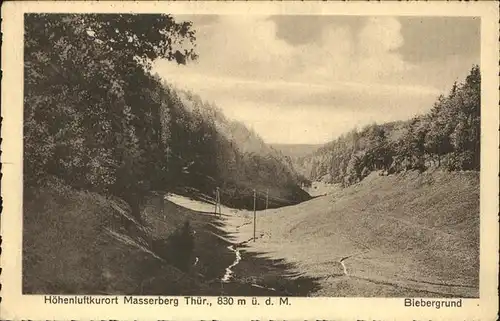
[130,200,141,223]
[125,190,143,224]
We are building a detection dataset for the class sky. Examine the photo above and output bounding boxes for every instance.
[152,15,480,144]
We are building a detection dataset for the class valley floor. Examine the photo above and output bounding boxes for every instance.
[171,169,479,297]
[24,169,479,297]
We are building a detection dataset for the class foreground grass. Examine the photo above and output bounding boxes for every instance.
[227,170,479,297]
[23,179,213,295]
[23,179,318,296]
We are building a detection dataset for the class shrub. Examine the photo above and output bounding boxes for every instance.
[154,221,195,271]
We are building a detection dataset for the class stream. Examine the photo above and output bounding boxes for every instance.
[339,258,349,276]
[221,245,242,282]
[219,242,280,293]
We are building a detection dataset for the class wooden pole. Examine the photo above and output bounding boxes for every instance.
[217,188,221,216]
[253,189,256,242]
[214,188,218,215]
[162,193,165,220]
[265,188,269,210]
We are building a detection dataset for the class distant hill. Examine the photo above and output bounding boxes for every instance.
[294,65,480,186]
[270,144,324,159]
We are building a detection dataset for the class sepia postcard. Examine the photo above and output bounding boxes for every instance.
[1,1,499,320]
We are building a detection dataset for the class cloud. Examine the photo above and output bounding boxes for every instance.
[164,15,413,85]
[152,15,470,144]
[191,15,294,79]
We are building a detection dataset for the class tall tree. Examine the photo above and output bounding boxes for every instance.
[24,14,197,219]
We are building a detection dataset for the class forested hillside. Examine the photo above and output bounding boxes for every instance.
[169,88,311,208]
[296,66,480,186]
[24,13,309,222]
[270,144,324,159]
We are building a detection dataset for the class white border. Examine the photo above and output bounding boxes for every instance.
[1,1,498,320]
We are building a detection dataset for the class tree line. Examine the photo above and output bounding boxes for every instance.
[24,14,309,221]
[296,65,480,186]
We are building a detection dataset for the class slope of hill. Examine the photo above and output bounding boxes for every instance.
[177,90,270,155]
[23,177,318,295]
[169,88,311,208]
[23,179,212,295]
[294,121,407,182]
[228,169,479,297]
